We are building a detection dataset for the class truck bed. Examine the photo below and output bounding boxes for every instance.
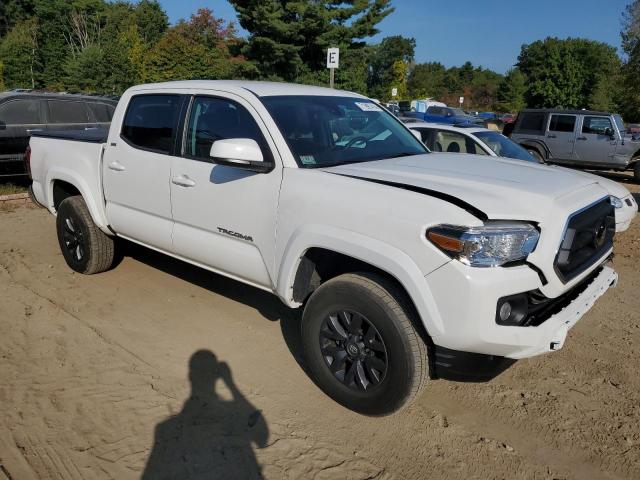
[31,128,109,144]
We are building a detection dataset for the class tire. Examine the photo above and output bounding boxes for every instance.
[301,272,429,416]
[56,195,115,274]
[527,149,545,164]
[634,162,640,182]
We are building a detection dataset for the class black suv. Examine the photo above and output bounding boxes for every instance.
[0,91,118,177]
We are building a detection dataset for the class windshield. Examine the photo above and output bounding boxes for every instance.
[261,95,427,168]
[614,114,626,134]
[474,131,536,162]
[452,108,466,116]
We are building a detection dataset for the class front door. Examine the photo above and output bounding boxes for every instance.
[545,114,577,162]
[573,116,617,166]
[103,93,184,251]
[170,94,283,289]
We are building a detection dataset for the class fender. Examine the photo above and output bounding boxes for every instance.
[45,166,111,234]
[518,139,551,159]
[275,224,448,337]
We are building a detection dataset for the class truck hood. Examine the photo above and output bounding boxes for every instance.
[322,153,608,221]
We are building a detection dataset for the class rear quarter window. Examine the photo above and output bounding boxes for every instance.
[516,112,546,134]
[88,102,116,122]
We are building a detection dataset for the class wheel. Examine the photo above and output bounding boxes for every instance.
[634,162,640,182]
[301,272,429,415]
[527,149,544,163]
[56,195,115,274]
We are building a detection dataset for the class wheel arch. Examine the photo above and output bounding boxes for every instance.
[46,168,110,233]
[276,226,447,338]
[518,139,550,159]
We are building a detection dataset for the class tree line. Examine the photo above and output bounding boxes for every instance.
[1,0,639,121]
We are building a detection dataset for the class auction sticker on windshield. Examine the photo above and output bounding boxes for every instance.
[355,102,382,112]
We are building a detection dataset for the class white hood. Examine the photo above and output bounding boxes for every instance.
[322,153,610,221]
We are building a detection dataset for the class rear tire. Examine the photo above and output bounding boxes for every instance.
[527,149,545,164]
[56,196,115,274]
[301,272,429,416]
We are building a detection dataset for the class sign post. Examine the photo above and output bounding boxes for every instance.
[391,87,398,98]
[459,96,464,107]
[327,47,339,88]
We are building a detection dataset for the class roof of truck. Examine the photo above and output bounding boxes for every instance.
[127,80,366,98]
[519,108,613,116]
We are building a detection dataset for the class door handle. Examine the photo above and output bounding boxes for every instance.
[547,134,557,138]
[108,161,126,171]
[171,175,196,187]
[577,136,588,141]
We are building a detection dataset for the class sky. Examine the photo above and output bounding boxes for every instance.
[157,0,630,73]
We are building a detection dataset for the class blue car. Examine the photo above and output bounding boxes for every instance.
[402,106,484,127]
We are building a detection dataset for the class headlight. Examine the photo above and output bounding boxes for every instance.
[609,196,623,209]
[427,222,540,267]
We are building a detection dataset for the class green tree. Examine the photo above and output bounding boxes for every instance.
[228,0,393,83]
[0,17,38,88]
[407,62,447,99]
[0,61,5,90]
[133,0,167,46]
[518,37,620,110]
[0,0,36,38]
[497,68,526,112]
[620,1,640,121]
[367,35,415,99]
[144,8,253,83]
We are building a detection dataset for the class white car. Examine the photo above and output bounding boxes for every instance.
[28,81,619,415]
[406,121,637,232]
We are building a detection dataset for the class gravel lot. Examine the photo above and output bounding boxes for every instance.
[1,174,639,480]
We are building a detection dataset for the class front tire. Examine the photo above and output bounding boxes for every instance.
[527,148,545,163]
[56,196,115,274]
[301,273,429,415]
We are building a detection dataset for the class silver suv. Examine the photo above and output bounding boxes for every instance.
[510,109,640,181]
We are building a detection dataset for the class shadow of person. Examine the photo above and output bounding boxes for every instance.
[142,350,269,479]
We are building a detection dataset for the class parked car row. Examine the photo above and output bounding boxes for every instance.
[0,91,117,177]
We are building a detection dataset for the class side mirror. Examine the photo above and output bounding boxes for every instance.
[210,138,271,173]
[604,127,615,139]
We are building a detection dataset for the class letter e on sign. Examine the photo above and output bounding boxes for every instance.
[327,48,340,69]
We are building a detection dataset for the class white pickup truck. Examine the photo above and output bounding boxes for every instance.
[28,81,620,415]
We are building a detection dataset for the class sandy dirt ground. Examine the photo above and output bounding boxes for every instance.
[0,174,639,480]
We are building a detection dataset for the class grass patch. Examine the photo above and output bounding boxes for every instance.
[0,183,28,196]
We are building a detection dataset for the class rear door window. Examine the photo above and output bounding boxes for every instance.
[0,99,42,125]
[121,94,181,154]
[47,100,91,124]
[549,115,576,133]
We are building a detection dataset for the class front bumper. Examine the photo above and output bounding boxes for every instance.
[425,261,617,359]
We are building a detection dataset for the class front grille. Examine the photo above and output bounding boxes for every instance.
[555,198,615,283]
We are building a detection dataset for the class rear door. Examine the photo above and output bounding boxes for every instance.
[46,99,93,133]
[0,98,45,176]
[102,93,185,251]
[170,93,282,288]
[545,114,577,162]
[573,116,617,166]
